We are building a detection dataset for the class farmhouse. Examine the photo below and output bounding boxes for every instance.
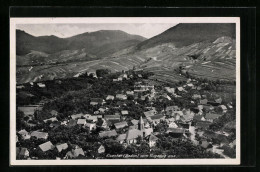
[125,129,143,144]
[77,119,86,125]
[121,110,129,115]
[126,91,134,95]
[116,94,127,100]
[17,147,30,158]
[99,130,118,138]
[149,134,158,147]
[37,83,46,88]
[39,141,54,152]
[43,117,58,123]
[200,99,208,105]
[56,143,68,152]
[71,113,84,120]
[66,148,85,158]
[150,114,165,125]
[90,98,105,105]
[31,131,48,139]
[144,109,157,118]
[98,145,105,154]
[18,129,31,140]
[218,105,227,113]
[114,121,128,129]
[85,123,96,131]
[116,134,127,144]
[67,119,77,127]
[106,95,115,100]
[205,113,221,122]
[192,94,201,100]
[104,115,121,120]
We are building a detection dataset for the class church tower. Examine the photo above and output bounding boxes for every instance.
[138,116,145,130]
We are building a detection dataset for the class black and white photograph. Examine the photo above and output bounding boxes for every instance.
[10,17,240,165]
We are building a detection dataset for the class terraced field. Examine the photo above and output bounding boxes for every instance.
[16,35,236,84]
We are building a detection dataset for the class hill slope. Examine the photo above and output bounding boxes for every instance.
[16,30,146,58]
[137,23,235,50]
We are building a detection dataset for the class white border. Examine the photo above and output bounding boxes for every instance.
[10,17,240,166]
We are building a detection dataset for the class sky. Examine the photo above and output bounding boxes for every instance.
[16,23,178,39]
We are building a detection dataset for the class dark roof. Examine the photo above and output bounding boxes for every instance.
[91,98,103,103]
[196,121,211,128]
[205,113,221,120]
[150,114,164,120]
[67,119,77,127]
[166,128,185,134]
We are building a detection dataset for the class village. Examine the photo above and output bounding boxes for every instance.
[16,69,236,160]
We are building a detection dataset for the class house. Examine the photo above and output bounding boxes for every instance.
[131,119,139,126]
[37,83,46,88]
[121,110,129,115]
[200,99,208,105]
[67,119,77,127]
[85,123,96,131]
[56,143,68,152]
[166,128,185,137]
[71,113,84,120]
[116,94,127,100]
[104,115,121,120]
[98,145,105,154]
[116,134,127,144]
[98,107,106,113]
[165,87,175,94]
[150,114,165,125]
[144,128,153,137]
[215,97,222,104]
[138,74,142,78]
[201,140,211,149]
[149,134,158,147]
[106,95,114,100]
[168,121,178,128]
[192,94,201,100]
[77,119,86,125]
[187,83,194,87]
[125,129,143,144]
[90,98,105,105]
[99,130,117,138]
[118,77,123,81]
[39,141,54,152]
[18,129,31,140]
[50,110,58,116]
[49,121,61,128]
[113,79,118,82]
[126,91,134,95]
[31,131,48,139]
[177,87,184,91]
[229,139,236,148]
[193,115,206,121]
[166,106,180,112]
[83,114,91,119]
[114,121,128,129]
[144,109,157,118]
[16,147,30,158]
[43,117,58,123]
[205,113,221,122]
[66,148,85,159]
[87,115,98,122]
[16,85,25,89]
[195,121,211,129]
[218,105,228,113]
[203,105,214,111]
